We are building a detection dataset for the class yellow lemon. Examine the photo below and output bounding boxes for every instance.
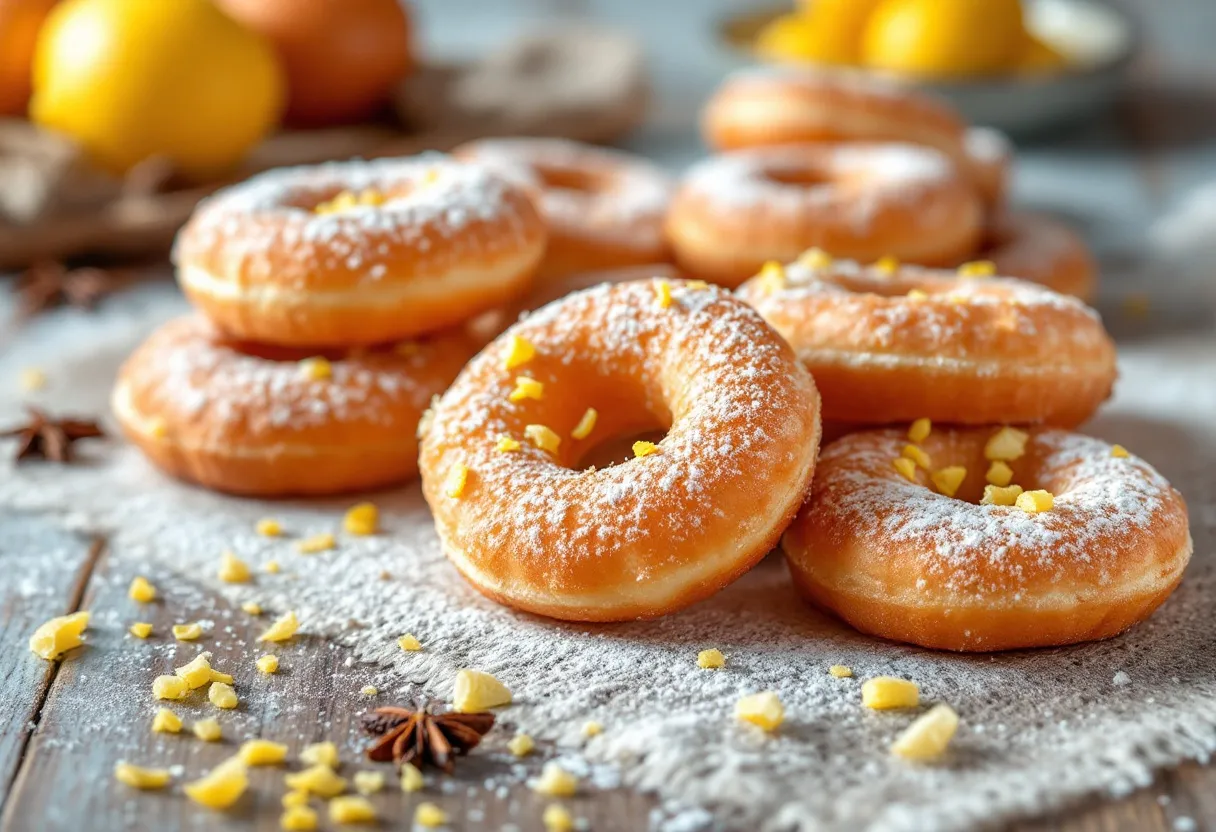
[862,0,1027,78]
[31,0,284,178]
[758,0,882,66]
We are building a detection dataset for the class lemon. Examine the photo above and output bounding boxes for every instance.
[1019,33,1069,74]
[862,0,1026,78]
[758,0,882,66]
[31,0,284,178]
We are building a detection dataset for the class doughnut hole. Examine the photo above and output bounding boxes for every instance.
[907,429,1075,504]
[762,164,834,189]
[531,164,607,196]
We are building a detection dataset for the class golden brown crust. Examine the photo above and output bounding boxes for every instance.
[976,212,1098,300]
[453,138,673,284]
[419,279,822,621]
[666,144,984,287]
[783,428,1192,651]
[736,258,1117,426]
[173,156,547,347]
[112,315,475,496]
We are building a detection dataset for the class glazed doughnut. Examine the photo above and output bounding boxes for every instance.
[666,143,984,286]
[701,67,1009,206]
[975,212,1098,300]
[173,154,546,347]
[454,138,673,283]
[419,279,822,621]
[111,315,475,496]
[736,255,1117,426]
[783,427,1192,651]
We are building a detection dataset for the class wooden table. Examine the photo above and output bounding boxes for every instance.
[3,1,1216,829]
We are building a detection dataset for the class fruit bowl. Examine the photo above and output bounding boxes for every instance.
[717,0,1138,135]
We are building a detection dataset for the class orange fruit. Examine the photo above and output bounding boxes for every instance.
[862,0,1027,78]
[0,0,58,116]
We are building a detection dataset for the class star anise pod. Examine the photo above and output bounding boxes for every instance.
[361,704,495,772]
[1,407,105,463]
[14,261,128,319]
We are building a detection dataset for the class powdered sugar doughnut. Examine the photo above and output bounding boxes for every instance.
[666,144,984,286]
[173,154,547,347]
[454,138,673,282]
[783,427,1192,651]
[112,315,475,496]
[702,67,1007,207]
[976,212,1097,300]
[736,255,1117,426]
[419,279,822,621]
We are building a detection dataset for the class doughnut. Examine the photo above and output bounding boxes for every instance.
[974,212,1098,300]
[419,278,822,621]
[701,67,1009,206]
[736,255,1117,426]
[111,315,475,496]
[173,154,547,347]
[454,138,672,283]
[666,143,984,286]
[783,427,1192,651]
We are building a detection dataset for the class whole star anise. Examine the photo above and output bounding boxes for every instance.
[1,407,105,463]
[14,261,128,319]
[361,703,495,772]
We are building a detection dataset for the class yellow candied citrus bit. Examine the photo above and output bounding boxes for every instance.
[1016,489,1054,514]
[986,460,1014,487]
[314,190,357,214]
[209,682,239,710]
[152,674,189,700]
[193,717,223,742]
[902,444,932,470]
[152,708,182,734]
[495,435,521,453]
[874,255,900,274]
[329,795,377,824]
[256,518,282,537]
[114,762,172,790]
[735,691,784,731]
[176,651,215,689]
[295,532,336,554]
[280,805,318,831]
[414,803,448,828]
[453,668,512,712]
[257,654,280,674]
[893,457,918,482]
[931,466,967,498]
[242,601,263,616]
[543,803,576,832]
[829,665,853,678]
[686,279,709,290]
[218,551,252,583]
[908,417,932,443]
[400,764,424,792]
[285,764,347,798]
[1112,444,1131,459]
[509,376,545,403]
[632,440,660,458]
[258,610,299,643]
[508,733,535,757]
[19,367,47,391]
[654,279,673,308]
[129,622,153,639]
[570,408,598,440]
[525,424,561,454]
[985,426,1029,461]
[532,762,579,797]
[797,247,833,269]
[343,502,378,536]
[353,770,385,795]
[173,622,203,641]
[697,648,725,669]
[891,703,960,761]
[298,356,332,382]
[861,677,920,710]
[582,721,603,738]
[128,576,157,602]
[299,741,339,769]
[398,634,422,652]
[282,790,309,808]
[239,739,288,766]
[444,463,470,497]
[503,335,536,371]
[265,560,282,574]
[360,685,378,696]
[906,289,929,300]
[210,669,234,685]
[758,259,786,291]
[184,757,248,809]
[980,484,1024,507]
[957,260,996,278]
[148,416,169,439]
